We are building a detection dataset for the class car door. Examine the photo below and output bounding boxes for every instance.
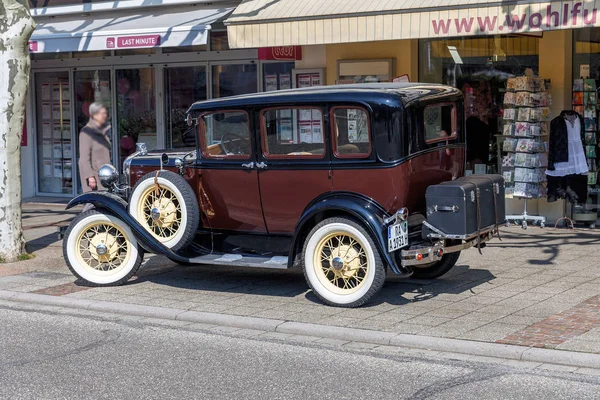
[196,109,266,233]
[256,105,333,234]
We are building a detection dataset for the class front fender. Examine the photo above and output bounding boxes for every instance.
[290,192,410,276]
[66,192,188,263]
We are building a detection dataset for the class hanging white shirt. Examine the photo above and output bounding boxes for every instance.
[546,118,589,177]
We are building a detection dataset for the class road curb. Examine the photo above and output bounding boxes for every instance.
[2,289,599,369]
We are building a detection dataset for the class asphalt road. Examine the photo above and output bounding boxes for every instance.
[1,306,600,400]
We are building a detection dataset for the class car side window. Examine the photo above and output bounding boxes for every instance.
[261,107,325,159]
[423,103,457,144]
[200,110,251,159]
[331,107,371,158]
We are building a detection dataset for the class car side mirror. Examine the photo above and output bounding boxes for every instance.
[161,153,169,165]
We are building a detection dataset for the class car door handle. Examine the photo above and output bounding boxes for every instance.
[256,162,267,169]
[241,162,255,169]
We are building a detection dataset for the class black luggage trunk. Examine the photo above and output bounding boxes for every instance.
[423,175,505,239]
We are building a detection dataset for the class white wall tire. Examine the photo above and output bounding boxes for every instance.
[63,210,143,286]
[129,170,199,252]
[302,217,385,308]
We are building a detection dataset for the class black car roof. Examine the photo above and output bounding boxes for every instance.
[187,83,462,113]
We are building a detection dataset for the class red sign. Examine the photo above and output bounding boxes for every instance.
[258,46,302,61]
[106,35,161,49]
[28,41,38,52]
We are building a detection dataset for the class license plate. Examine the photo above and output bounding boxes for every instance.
[388,221,408,252]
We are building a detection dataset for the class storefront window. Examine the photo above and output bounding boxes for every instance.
[116,68,156,165]
[212,63,257,98]
[573,28,600,222]
[419,36,539,172]
[35,71,73,195]
[74,70,112,193]
[262,62,295,91]
[165,66,207,148]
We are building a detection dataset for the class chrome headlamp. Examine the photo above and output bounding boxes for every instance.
[98,164,119,189]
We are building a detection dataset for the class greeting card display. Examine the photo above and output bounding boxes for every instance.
[573,76,599,213]
[502,74,551,199]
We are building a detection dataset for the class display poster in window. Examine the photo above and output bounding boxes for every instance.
[299,109,312,122]
[43,159,52,178]
[299,122,313,143]
[280,119,293,141]
[62,123,70,140]
[61,84,70,101]
[42,140,52,158]
[53,160,63,178]
[52,104,61,120]
[42,103,51,120]
[41,84,51,101]
[310,74,321,87]
[63,161,72,179]
[62,101,70,120]
[51,84,61,101]
[63,141,72,158]
[53,141,63,159]
[311,109,321,121]
[312,122,323,143]
[348,119,358,142]
[42,122,51,138]
[265,74,278,91]
[52,124,61,139]
[297,74,311,88]
[279,74,291,90]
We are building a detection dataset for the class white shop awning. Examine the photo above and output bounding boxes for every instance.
[226,0,596,48]
[30,6,234,53]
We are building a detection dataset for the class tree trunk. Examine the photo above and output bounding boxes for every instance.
[0,1,35,262]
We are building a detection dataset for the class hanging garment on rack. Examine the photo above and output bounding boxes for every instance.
[547,174,588,203]
[547,110,587,174]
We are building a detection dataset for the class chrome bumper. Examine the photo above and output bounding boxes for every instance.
[400,228,497,267]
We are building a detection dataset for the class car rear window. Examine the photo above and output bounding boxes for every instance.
[423,103,457,143]
[331,107,371,158]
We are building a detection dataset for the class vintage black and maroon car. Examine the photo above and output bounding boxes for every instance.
[63,83,503,308]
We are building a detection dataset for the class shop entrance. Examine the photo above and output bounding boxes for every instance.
[34,71,73,196]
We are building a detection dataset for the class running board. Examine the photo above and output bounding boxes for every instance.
[184,254,289,269]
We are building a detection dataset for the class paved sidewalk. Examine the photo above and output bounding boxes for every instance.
[3,203,600,355]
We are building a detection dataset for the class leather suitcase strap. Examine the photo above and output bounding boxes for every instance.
[492,183,502,241]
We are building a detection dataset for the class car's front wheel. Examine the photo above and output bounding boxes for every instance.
[63,210,143,286]
[302,217,385,308]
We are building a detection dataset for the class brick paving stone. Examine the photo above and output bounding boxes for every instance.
[498,294,600,349]
[30,282,91,296]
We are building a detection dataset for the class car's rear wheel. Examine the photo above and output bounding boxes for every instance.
[129,170,199,252]
[302,217,385,308]
[410,251,461,279]
[63,210,143,286]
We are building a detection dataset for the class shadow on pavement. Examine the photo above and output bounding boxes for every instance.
[488,230,600,266]
[122,255,495,307]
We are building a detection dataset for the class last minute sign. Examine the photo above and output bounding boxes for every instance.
[106,34,161,49]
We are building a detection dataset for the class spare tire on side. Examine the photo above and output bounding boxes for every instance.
[129,170,199,252]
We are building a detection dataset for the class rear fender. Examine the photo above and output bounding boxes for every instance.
[66,192,188,263]
[290,192,410,276]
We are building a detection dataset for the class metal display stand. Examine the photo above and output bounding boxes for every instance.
[506,198,546,229]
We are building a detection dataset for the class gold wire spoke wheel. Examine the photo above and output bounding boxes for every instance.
[313,231,370,295]
[75,221,131,273]
[138,185,183,241]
